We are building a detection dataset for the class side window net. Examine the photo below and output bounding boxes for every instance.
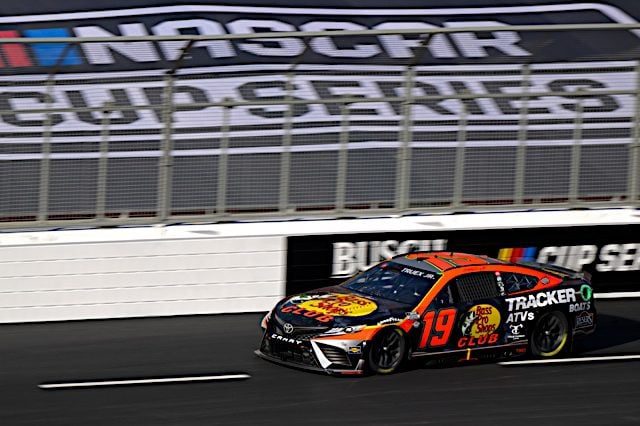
[503,273,538,293]
[455,273,501,302]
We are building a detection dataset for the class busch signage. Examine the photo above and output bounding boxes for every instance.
[286,225,640,295]
[331,239,447,277]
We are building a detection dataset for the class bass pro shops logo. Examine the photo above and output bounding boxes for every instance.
[458,304,500,348]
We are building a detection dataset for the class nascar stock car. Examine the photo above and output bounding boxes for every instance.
[256,252,596,375]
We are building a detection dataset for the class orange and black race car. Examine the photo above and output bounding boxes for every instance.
[256,252,596,375]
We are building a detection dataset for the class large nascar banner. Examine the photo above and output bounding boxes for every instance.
[1,1,640,218]
[1,1,640,146]
[285,224,640,295]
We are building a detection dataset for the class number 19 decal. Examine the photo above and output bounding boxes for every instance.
[419,308,457,349]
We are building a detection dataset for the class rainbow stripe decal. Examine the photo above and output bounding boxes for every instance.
[497,247,538,263]
[0,28,82,68]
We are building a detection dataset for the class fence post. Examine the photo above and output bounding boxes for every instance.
[514,64,531,205]
[336,102,350,212]
[155,41,193,223]
[452,100,468,208]
[395,64,415,211]
[628,62,640,206]
[156,71,175,222]
[95,102,112,221]
[569,94,584,205]
[278,71,295,213]
[216,98,232,218]
[37,75,55,223]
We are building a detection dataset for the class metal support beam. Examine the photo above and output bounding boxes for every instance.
[453,102,468,208]
[336,102,350,212]
[569,96,584,204]
[216,99,232,217]
[96,102,112,220]
[628,62,640,206]
[278,71,295,213]
[395,65,416,211]
[514,64,531,205]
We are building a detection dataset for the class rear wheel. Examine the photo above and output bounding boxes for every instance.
[530,311,570,357]
[367,327,406,374]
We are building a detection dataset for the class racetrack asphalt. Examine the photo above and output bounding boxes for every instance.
[1,299,639,425]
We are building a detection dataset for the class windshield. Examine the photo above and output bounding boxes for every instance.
[342,261,440,306]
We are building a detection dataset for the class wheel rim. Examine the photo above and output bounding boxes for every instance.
[372,330,402,369]
[534,313,567,355]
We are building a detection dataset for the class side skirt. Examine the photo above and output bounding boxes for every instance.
[409,342,528,359]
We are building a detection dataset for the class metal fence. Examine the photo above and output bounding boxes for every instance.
[1,24,639,229]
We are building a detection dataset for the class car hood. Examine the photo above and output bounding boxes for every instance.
[274,286,413,328]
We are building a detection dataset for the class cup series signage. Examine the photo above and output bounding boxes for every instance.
[2,1,640,161]
[285,224,640,295]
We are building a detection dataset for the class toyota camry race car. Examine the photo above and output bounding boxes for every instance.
[256,252,596,375]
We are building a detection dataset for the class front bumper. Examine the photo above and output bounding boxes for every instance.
[257,331,366,375]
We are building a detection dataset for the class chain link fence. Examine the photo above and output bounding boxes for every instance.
[0,24,639,229]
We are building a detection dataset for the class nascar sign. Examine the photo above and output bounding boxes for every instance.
[0,2,639,158]
[1,2,640,71]
[0,1,639,220]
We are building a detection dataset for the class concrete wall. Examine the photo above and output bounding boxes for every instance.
[1,208,638,323]
[0,229,284,323]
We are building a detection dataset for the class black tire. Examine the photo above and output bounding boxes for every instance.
[529,311,570,358]
[367,327,406,374]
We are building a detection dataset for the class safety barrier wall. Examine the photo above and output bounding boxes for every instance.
[0,227,285,323]
[0,208,638,323]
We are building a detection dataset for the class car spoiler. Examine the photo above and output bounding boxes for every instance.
[516,261,592,283]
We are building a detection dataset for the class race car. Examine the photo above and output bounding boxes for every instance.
[256,251,597,375]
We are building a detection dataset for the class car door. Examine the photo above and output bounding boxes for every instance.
[451,271,507,351]
[412,270,509,355]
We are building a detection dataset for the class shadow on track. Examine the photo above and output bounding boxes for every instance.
[573,313,640,354]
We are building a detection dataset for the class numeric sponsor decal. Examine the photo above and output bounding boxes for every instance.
[418,308,457,349]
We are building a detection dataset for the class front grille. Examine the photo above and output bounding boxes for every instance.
[272,312,329,339]
[262,336,318,367]
[317,343,351,366]
[262,319,319,367]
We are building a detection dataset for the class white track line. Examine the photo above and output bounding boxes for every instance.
[38,374,250,389]
[499,355,640,366]
[594,291,640,299]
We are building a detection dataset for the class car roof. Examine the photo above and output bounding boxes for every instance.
[394,251,505,273]
[394,251,586,281]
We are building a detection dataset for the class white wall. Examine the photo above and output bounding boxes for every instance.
[1,208,638,323]
[0,231,284,323]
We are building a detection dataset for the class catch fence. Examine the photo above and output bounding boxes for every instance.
[1,23,639,228]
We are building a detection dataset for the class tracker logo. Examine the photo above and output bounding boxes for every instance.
[3,3,640,71]
[506,288,577,311]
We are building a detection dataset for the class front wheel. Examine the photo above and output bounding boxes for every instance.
[367,327,406,374]
[530,311,570,357]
